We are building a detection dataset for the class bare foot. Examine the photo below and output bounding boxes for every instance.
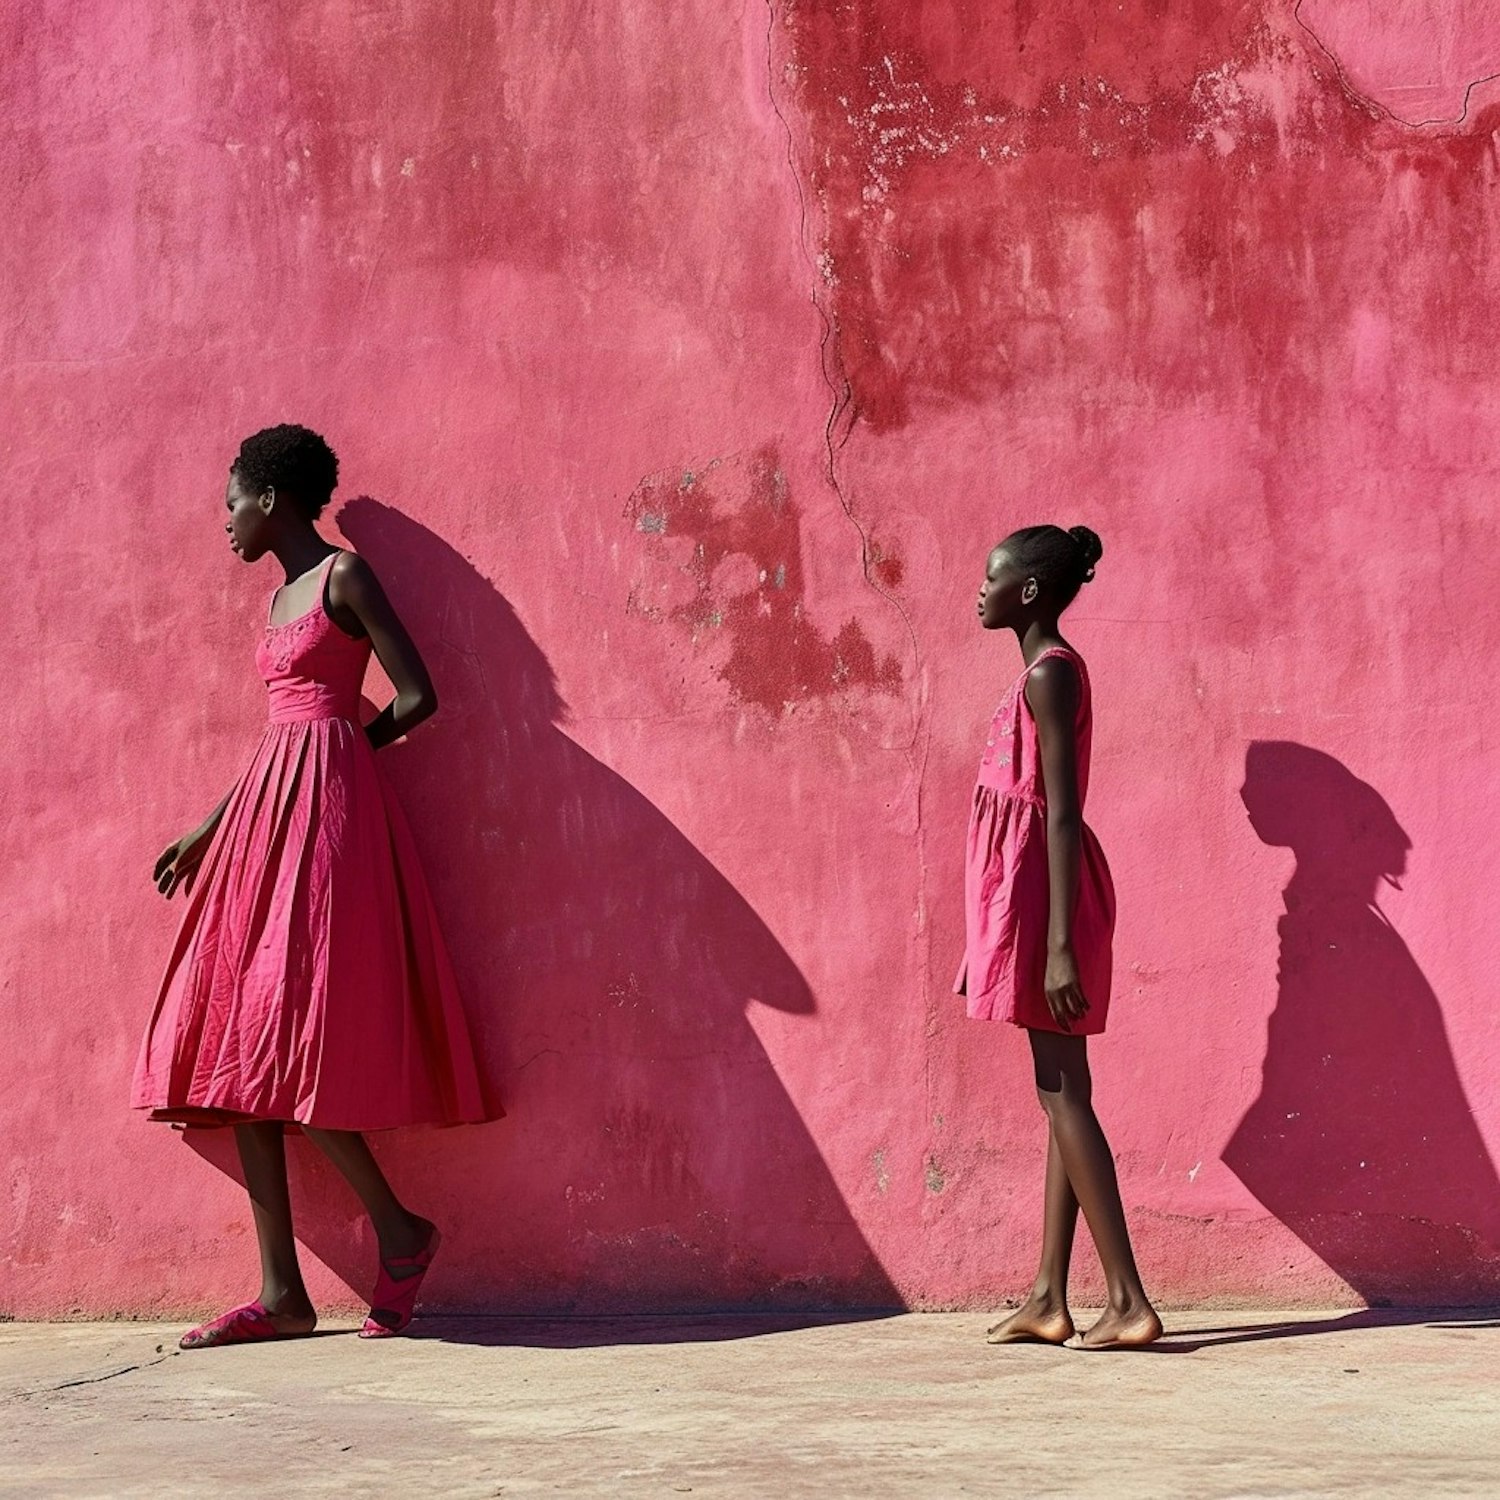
[1065,1303,1163,1350]
[986,1298,1075,1345]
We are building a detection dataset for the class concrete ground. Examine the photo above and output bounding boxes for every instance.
[3,1310,1497,1498]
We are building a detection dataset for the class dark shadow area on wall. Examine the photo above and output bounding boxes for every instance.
[192,500,897,1325]
[1223,742,1500,1306]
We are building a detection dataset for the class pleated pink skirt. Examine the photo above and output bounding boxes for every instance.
[132,718,497,1130]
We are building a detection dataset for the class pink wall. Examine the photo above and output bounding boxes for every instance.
[4,1,1499,1316]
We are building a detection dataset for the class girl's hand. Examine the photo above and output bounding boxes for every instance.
[153,824,215,899]
[1044,946,1091,1032]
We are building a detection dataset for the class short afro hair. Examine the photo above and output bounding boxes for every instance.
[232,424,339,520]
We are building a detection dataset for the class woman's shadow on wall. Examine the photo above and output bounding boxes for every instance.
[1223,741,1500,1306]
[259,499,896,1319]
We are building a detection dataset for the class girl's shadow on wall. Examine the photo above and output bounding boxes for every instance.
[255,499,896,1317]
[1224,741,1500,1305]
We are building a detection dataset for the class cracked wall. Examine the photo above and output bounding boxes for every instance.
[3,1,1499,1313]
[772,0,1500,1304]
[1296,0,1500,126]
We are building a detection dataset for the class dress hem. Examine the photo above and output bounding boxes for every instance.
[134,1103,504,1131]
[954,977,1108,1036]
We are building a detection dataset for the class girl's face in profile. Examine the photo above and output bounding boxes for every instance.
[224,473,272,563]
[977,546,1029,630]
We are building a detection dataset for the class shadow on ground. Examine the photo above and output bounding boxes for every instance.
[406,1310,902,1348]
[1148,1306,1500,1354]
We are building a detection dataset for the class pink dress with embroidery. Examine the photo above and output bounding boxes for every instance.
[955,646,1116,1034]
[132,553,498,1129]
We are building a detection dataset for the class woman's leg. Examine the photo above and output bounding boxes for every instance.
[1027,1030,1161,1349]
[234,1122,316,1325]
[301,1127,434,1267]
[987,1122,1079,1343]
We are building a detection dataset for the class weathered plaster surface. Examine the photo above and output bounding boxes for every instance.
[3,2,1497,1314]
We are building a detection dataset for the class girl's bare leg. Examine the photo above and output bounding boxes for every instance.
[301,1127,434,1269]
[1028,1031,1162,1349]
[987,1124,1078,1343]
[234,1122,317,1328]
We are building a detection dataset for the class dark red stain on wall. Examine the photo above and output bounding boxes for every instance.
[626,446,902,711]
[778,0,1500,436]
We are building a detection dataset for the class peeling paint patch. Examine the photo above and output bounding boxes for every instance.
[870,543,905,589]
[779,8,1297,430]
[607,972,647,1009]
[872,1149,890,1194]
[924,1156,946,1193]
[778,3,1499,437]
[625,445,903,712]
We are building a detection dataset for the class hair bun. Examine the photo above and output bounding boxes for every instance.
[1067,525,1103,583]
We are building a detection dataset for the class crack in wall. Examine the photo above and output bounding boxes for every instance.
[761,0,924,731]
[762,0,938,1121]
[1293,0,1500,129]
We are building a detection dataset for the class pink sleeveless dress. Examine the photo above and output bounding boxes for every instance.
[132,553,498,1129]
[955,646,1116,1034]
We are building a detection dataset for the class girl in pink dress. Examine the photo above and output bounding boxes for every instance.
[133,424,499,1349]
[958,524,1160,1350]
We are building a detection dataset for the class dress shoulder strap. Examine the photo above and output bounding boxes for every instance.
[318,549,342,611]
[1013,648,1090,721]
[1027,645,1078,670]
[1010,644,1081,687]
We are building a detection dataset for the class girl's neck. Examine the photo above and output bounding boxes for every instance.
[270,530,337,584]
[1012,619,1070,667]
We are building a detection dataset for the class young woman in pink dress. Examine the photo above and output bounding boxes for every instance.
[133,424,499,1349]
[957,525,1161,1350]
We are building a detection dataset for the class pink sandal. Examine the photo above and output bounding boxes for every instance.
[360,1228,442,1338]
[179,1300,315,1350]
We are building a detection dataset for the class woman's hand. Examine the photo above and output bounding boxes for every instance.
[153,822,216,899]
[1044,945,1091,1032]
